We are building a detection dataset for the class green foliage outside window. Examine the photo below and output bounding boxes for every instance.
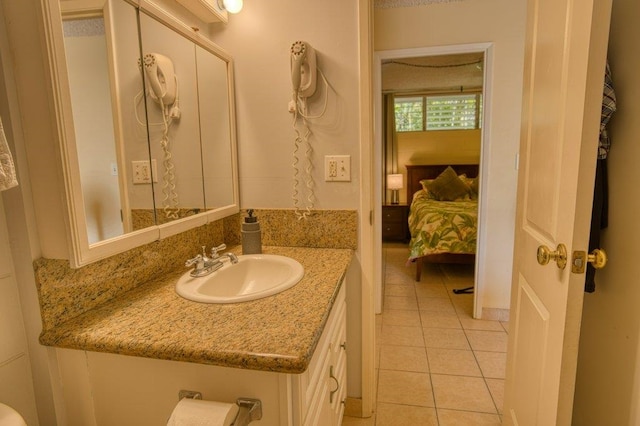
[394,94,482,132]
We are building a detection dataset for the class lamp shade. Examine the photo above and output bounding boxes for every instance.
[387,174,404,190]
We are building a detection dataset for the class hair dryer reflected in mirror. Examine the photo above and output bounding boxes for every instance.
[143,53,176,105]
[135,52,182,220]
[142,53,180,119]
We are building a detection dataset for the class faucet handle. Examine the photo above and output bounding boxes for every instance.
[185,254,203,267]
[210,243,227,258]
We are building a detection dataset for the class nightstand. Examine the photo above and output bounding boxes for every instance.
[382,204,410,242]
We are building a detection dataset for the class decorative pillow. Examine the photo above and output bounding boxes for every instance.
[470,176,480,195]
[426,166,471,201]
[418,179,437,199]
[419,179,433,191]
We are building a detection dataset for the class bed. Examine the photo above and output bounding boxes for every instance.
[406,164,479,281]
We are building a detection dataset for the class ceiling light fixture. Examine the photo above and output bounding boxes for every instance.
[217,0,243,14]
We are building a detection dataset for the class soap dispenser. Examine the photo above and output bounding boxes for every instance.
[241,209,262,254]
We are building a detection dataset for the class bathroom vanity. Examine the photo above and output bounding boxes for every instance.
[41,246,351,425]
[28,0,357,423]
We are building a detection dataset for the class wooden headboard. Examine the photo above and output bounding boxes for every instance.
[406,164,479,201]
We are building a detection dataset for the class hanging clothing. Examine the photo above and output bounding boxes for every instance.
[585,62,616,293]
[0,116,18,192]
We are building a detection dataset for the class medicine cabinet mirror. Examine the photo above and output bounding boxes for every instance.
[52,0,238,267]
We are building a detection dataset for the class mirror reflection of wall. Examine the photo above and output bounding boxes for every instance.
[63,16,123,244]
[196,45,234,210]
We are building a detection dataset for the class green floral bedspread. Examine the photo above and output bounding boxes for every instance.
[408,190,478,260]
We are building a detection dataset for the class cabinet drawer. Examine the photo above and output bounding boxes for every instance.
[382,205,409,242]
[382,223,405,238]
[382,207,405,223]
[296,282,347,424]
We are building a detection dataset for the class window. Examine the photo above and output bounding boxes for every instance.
[394,93,482,132]
[393,96,424,132]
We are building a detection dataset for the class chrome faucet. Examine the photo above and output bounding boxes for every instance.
[210,244,239,264]
[185,245,224,277]
[209,243,227,259]
[220,252,239,264]
[185,244,238,277]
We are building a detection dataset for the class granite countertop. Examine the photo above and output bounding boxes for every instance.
[39,246,352,374]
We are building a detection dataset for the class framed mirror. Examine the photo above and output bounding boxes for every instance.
[52,0,239,266]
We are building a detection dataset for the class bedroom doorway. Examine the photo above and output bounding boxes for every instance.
[374,43,493,317]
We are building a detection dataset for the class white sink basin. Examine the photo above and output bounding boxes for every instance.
[175,254,304,303]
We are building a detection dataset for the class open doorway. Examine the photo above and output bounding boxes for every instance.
[374,44,493,318]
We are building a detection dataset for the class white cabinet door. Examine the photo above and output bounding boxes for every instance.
[329,295,347,424]
[301,281,347,426]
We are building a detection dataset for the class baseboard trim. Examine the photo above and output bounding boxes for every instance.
[344,397,370,418]
[482,307,510,322]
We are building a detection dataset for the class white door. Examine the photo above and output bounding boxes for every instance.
[503,0,613,424]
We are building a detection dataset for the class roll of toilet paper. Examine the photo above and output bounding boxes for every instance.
[0,403,27,426]
[167,398,239,426]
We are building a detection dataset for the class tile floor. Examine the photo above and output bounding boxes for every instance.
[342,244,508,425]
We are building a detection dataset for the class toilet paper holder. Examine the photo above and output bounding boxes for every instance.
[178,390,262,425]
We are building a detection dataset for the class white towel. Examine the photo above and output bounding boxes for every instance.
[0,116,18,191]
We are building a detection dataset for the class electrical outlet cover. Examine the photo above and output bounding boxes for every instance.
[324,155,351,182]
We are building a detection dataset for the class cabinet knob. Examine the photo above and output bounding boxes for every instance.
[340,341,347,351]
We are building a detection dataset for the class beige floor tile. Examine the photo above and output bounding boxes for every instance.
[415,283,449,298]
[440,263,475,279]
[459,317,505,332]
[427,348,481,376]
[385,284,416,297]
[379,244,512,425]
[382,309,421,327]
[341,415,375,426]
[380,325,425,347]
[474,351,506,379]
[465,330,508,352]
[375,402,438,426]
[384,244,410,256]
[418,296,456,314]
[423,328,470,350]
[431,374,496,413]
[450,291,474,307]
[379,345,429,373]
[420,310,462,329]
[437,408,502,425]
[485,378,505,414]
[377,370,435,407]
[415,274,446,286]
[384,295,419,311]
[385,265,416,285]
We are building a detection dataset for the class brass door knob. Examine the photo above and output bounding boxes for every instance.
[587,249,607,269]
[537,244,568,269]
[571,248,608,273]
